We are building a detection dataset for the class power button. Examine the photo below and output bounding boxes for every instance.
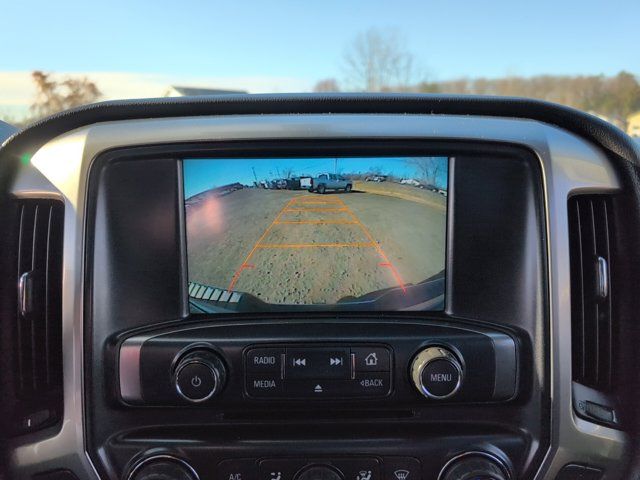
[175,359,220,402]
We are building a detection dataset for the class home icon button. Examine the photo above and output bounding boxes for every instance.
[353,347,391,372]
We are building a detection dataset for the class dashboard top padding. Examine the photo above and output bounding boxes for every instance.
[1,93,639,165]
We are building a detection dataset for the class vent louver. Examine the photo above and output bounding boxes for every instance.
[569,195,614,392]
[13,199,64,431]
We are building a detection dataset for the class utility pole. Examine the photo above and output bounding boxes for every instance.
[334,158,338,174]
[252,166,258,185]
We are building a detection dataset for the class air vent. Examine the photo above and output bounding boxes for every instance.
[569,195,614,391]
[13,199,64,432]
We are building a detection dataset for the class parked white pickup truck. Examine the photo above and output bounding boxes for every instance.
[310,173,353,194]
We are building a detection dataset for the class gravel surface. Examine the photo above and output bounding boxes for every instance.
[186,183,446,305]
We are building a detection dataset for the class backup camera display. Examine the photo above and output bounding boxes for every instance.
[184,157,448,313]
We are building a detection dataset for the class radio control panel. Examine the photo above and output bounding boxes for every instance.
[117,321,518,407]
[244,345,392,399]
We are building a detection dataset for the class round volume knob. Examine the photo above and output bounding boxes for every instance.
[410,346,463,399]
[174,349,227,403]
[438,452,510,480]
[126,455,199,480]
[295,465,343,480]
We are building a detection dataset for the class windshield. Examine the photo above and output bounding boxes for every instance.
[1,0,639,140]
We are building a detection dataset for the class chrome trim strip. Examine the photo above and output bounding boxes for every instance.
[126,454,199,480]
[437,450,511,480]
[410,347,463,400]
[596,256,609,300]
[119,336,147,404]
[18,271,31,316]
[174,360,219,403]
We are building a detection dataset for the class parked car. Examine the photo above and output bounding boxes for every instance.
[310,173,352,193]
[365,175,387,182]
[287,176,313,190]
[400,178,421,187]
[299,176,312,190]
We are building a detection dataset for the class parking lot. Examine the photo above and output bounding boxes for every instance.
[186,183,446,305]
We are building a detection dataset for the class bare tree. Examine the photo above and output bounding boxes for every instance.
[30,71,102,119]
[343,28,417,92]
[406,157,442,186]
[313,78,340,92]
[281,167,295,179]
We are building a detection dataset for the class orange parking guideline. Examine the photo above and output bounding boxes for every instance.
[227,194,407,294]
[294,198,341,202]
[227,196,297,290]
[334,197,407,293]
[284,207,348,212]
[257,242,376,248]
[274,220,357,225]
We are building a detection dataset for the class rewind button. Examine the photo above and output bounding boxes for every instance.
[285,348,350,379]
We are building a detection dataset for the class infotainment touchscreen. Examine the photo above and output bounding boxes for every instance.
[184,157,448,313]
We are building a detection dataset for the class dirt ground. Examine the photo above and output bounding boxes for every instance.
[186,182,446,305]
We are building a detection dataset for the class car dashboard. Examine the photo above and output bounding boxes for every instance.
[1,95,639,480]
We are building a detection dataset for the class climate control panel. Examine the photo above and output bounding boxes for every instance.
[117,321,518,407]
[216,457,421,480]
[124,453,513,480]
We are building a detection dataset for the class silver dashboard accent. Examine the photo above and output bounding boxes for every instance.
[126,454,200,480]
[596,255,609,300]
[18,271,33,316]
[174,359,219,403]
[6,113,626,479]
[119,336,148,404]
[410,346,463,400]
[437,451,511,480]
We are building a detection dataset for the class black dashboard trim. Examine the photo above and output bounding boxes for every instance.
[1,95,638,479]
[83,138,547,480]
[1,93,639,168]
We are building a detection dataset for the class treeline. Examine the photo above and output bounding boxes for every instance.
[415,71,640,126]
[316,29,640,129]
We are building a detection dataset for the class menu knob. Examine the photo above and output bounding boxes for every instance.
[410,346,463,399]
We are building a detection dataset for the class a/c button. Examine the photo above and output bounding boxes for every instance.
[218,459,258,480]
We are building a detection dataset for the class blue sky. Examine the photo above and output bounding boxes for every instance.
[184,157,448,198]
[2,0,639,81]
